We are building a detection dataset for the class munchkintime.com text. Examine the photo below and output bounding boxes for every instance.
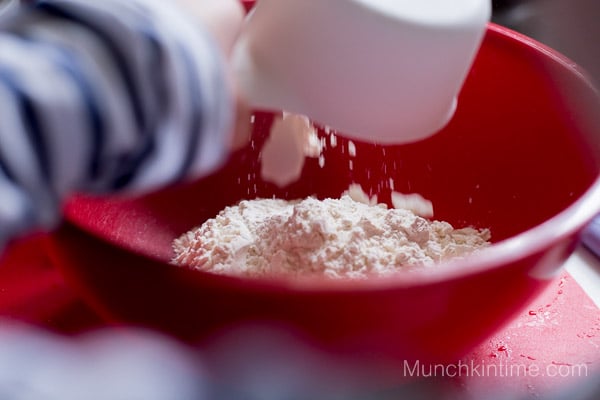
[404,359,589,379]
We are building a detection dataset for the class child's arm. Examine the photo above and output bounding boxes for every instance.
[0,0,244,249]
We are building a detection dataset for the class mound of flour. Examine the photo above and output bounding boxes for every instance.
[172,196,491,279]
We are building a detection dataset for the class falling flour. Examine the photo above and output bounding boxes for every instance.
[260,113,322,187]
[172,195,491,280]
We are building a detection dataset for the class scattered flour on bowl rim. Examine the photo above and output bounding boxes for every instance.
[171,193,491,280]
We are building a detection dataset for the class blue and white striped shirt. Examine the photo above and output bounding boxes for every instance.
[0,0,234,249]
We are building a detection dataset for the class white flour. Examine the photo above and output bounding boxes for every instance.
[172,195,491,280]
[260,113,322,187]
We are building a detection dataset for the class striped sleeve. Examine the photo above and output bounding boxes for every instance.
[0,0,234,248]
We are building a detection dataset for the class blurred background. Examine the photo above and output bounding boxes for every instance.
[493,0,600,81]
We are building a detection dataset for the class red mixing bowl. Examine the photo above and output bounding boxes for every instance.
[46,19,600,367]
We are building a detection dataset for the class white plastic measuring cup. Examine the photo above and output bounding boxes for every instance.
[232,0,491,144]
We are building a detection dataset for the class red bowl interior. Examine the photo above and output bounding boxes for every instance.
[47,24,600,366]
